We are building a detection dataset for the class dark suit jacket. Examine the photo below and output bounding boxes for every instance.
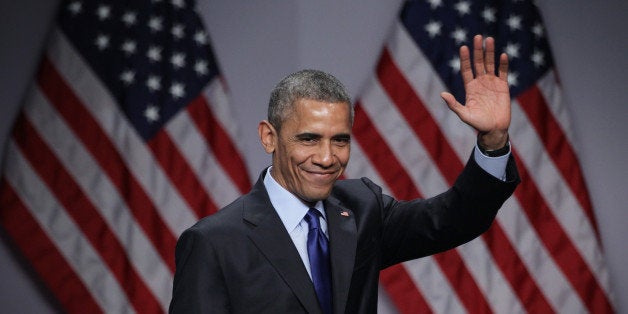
[169,153,519,313]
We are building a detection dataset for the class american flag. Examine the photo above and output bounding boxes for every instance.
[0,0,250,312]
[345,0,615,313]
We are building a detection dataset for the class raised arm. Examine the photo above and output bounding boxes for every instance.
[440,35,510,151]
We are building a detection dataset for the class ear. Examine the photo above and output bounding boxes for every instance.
[258,120,277,154]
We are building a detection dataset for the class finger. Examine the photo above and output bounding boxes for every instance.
[498,52,509,82]
[484,36,496,75]
[473,34,485,76]
[459,45,473,84]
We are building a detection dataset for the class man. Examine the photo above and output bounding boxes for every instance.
[169,35,519,313]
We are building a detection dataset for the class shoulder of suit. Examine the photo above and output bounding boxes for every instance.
[334,177,379,189]
[331,177,383,201]
[187,194,248,231]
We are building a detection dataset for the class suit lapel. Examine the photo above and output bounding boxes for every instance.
[242,174,322,314]
[325,197,357,314]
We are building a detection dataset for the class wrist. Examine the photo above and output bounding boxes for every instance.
[477,133,510,157]
[478,131,509,150]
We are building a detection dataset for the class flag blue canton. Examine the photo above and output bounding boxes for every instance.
[58,0,219,140]
[401,0,553,101]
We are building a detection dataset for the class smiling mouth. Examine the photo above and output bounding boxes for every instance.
[302,169,339,182]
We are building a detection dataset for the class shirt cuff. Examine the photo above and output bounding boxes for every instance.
[474,144,510,181]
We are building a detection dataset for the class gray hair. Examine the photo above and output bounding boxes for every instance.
[268,69,353,131]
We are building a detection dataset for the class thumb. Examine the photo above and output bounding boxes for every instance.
[440,92,464,117]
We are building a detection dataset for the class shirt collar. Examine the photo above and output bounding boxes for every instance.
[263,167,325,233]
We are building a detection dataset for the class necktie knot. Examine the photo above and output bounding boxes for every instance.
[304,208,322,231]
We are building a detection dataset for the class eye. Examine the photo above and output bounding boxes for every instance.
[296,133,320,144]
[332,136,351,146]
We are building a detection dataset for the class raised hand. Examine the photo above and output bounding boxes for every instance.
[440,35,510,150]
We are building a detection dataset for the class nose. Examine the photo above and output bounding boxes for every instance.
[312,141,334,168]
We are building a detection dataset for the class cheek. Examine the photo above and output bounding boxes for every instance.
[288,146,314,164]
[335,147,351,165]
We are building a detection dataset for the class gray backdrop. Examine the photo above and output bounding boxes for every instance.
[1,1,626,313]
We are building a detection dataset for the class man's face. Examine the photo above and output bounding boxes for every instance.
[260,99,352,204]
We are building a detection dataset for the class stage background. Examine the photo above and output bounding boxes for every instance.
[0,1,626,313]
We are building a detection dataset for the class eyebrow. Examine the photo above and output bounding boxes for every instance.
[294,132,351,140]
[332,133,351,141]
[295,132,321,140]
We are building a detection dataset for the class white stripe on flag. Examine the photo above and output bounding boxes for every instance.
[403,258,465,314]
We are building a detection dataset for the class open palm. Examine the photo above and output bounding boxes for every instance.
[441,35,511,150]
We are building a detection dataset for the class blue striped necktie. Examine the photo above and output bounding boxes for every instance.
[304,208,332,314]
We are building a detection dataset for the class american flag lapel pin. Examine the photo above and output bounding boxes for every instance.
[340,211,349,217]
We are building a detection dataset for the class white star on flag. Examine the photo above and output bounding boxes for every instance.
[169,82,185,98]
[148,16,163,32]
[143,104,160,122]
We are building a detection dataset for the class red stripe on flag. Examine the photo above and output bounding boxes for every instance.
[512,150,614,313]
[37,57,176,271]
[148,124,219,218]
[11,113,163,313]
[0,178,103,314]
[380,265,433,314]
[187,96,251,194]
[482,225,555,313]
[516,87,599,237]
[354,104,432,313]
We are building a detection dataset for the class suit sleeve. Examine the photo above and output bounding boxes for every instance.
[378,152,520,268]
[169,227,230,314]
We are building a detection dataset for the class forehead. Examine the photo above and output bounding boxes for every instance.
[286,99,352,131]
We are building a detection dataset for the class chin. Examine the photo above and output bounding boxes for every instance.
[300,189,332,203]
